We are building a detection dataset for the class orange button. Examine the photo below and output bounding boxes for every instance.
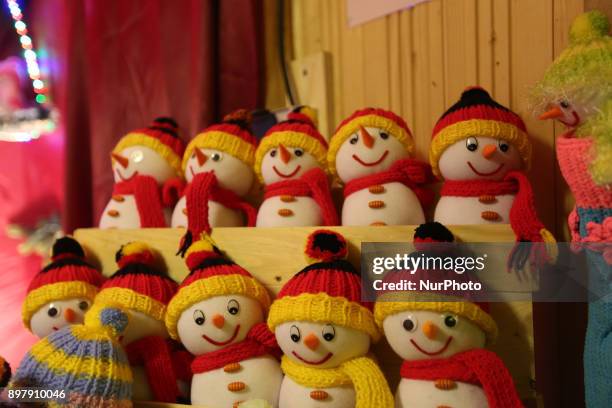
[368,200,385,209]
[368,185,386,194]
[107,209,120,217]
[481,210,501,221]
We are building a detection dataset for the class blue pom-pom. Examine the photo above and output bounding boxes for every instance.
[99,308,129,335]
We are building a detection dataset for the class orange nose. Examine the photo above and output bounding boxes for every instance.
[111,153,129,169]
[304,333,320,351]
[422,321,438,340]
[194,147,208,166]
[359,125,375,149]
[212,314,225,329]
[482,144,497,159]
[64,308,76,323]
[279,144,292,164]
[538,106,563,120]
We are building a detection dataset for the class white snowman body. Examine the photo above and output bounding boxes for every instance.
[100,145,175,229]
[434,136,523,225]
[256,145,326,227]
[171,147,254,228]
[274,321,371,407]
[334,126,424,226]
[381,309,489,408]
[29,297,92,338]
[176,294,282,407]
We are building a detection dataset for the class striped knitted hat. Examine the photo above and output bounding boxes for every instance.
[182,109,258,171]
[12,307,133,407]
[112,117,185,176]
[165,235,271,340]
[429,87,531,178]
[0,356,10,389]
[254,106,328,182]
[95,242,178,323]
[22,237,105,331]
[268,229,380,342]
[328,108,415,179]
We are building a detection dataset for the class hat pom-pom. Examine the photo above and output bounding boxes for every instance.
[288,105,318,128]
[51,236,85,262]
[413,222,455,252]
[115,241,155,269]
[304,229,348,264]
[99,307,129,337]
[185,236,221,271]
[223,109,253,127]
[570,11,610,44]
[151,116,180,132]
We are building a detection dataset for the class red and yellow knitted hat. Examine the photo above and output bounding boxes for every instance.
[112,117,185,176]
[268,230,381,342]
[254,106,328,182]
[327,108,415,178]
[95,242,178,323]
[22,237,105,331]
[429,87,531,178]
[182,109,258,171]
[165,236,271,340]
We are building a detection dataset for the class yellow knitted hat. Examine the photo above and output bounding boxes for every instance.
[327,108,415,179]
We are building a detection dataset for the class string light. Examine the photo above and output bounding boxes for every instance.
[5,0,48,105]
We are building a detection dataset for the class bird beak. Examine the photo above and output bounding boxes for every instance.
[195,147,208,166]
[304,333,320,351]
[64,308,76,324]
[422,321,438,340]
[279,144,292,164]
[359,125,375,149]
[538,106,563,120]
[482,144,497,159]
[111,153,129,169]
[212,314,225,329]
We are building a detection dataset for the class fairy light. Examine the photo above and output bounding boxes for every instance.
[5,0,48,104]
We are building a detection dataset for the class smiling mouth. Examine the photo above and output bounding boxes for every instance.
[559,111,580,128]
[273,165,301,178]
[202,324,241,346]
[352,150,389,167]
[52,326,59,331]
[291,351,334,365]
[467,162,504,177]
[410,336,453,356]
[116,169,139,182]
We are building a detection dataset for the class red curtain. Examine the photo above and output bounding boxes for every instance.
[41,0,264,231]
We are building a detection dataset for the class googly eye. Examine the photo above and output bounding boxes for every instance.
[227,299,240,315]
[322,325,336,341]
[193,310,205,326]
[270,149,277,158]
[559,100,570,109]
[294,148,304,157]
[380,132,389,140]
[47,304,60,318]
[349,135,358,145]
[290,325,301,343]
[211,152,223,162]
[444,315,457,328]
[78,300,89,311]
[466,137,478,152]
[402,316,417,332]
[130,150,144,163]
[498,140,510,153]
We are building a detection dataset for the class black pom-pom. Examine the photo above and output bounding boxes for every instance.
[305,229,348,263]
[52,237,85,260]
[413,222,455,243]
[153,116,179,129]
[150,117,180,138]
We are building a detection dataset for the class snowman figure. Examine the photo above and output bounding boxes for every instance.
[267,229,393,408]
[327,108,433,226]
[165,236,282,407]
[94,242,191,403]
[22,237,105,338]
[170,109,257,229]
[374,223,523,408]
[254,106,338,227]
[99,117,185,229]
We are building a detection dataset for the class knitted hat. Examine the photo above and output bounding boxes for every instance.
[254,106,328,182]
[12,306,133,407]
[166,236,271,340]
[268,230,380,342]
[374,223,498,342]
[95,242,178,323]
[429,87,532,178]
[0,356,10,389]
[327,108,415,178]
[22,237,105,331]
[113,117,185,176]
[182,109,258,171]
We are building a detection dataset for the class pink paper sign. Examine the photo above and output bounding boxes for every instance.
[346,0,431,27]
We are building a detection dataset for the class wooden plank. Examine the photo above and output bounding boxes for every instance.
[362,18,391,108]
[426,0,446,148]
[399,9,415,129]
[411,4,432,160]
[327,0,343,126]
[492,0,511,105]
[477,0,494,90]
[263,0,286,110]
[340,14,365,115]
[388,12,403,114]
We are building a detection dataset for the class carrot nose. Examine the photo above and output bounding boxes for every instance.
[212,314,225,329]
[538,106,563,120]
[359,125,375,149]
[422,321,438,340]
[279,144,292,164]
[482,144,497,159]
[194,147,208,166]
[64,308,76,323]
[304,333,320,351]
[111,153,129,169]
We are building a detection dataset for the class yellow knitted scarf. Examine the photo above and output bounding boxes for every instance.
[281,355,394,408]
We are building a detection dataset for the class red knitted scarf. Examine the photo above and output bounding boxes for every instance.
[343,158,435,208]
[191,323,281,374]
[126,336,193,403]
[400,349,523,408]
[113,175,166,227]
[264,167,338,226]
[186,171,257,236]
